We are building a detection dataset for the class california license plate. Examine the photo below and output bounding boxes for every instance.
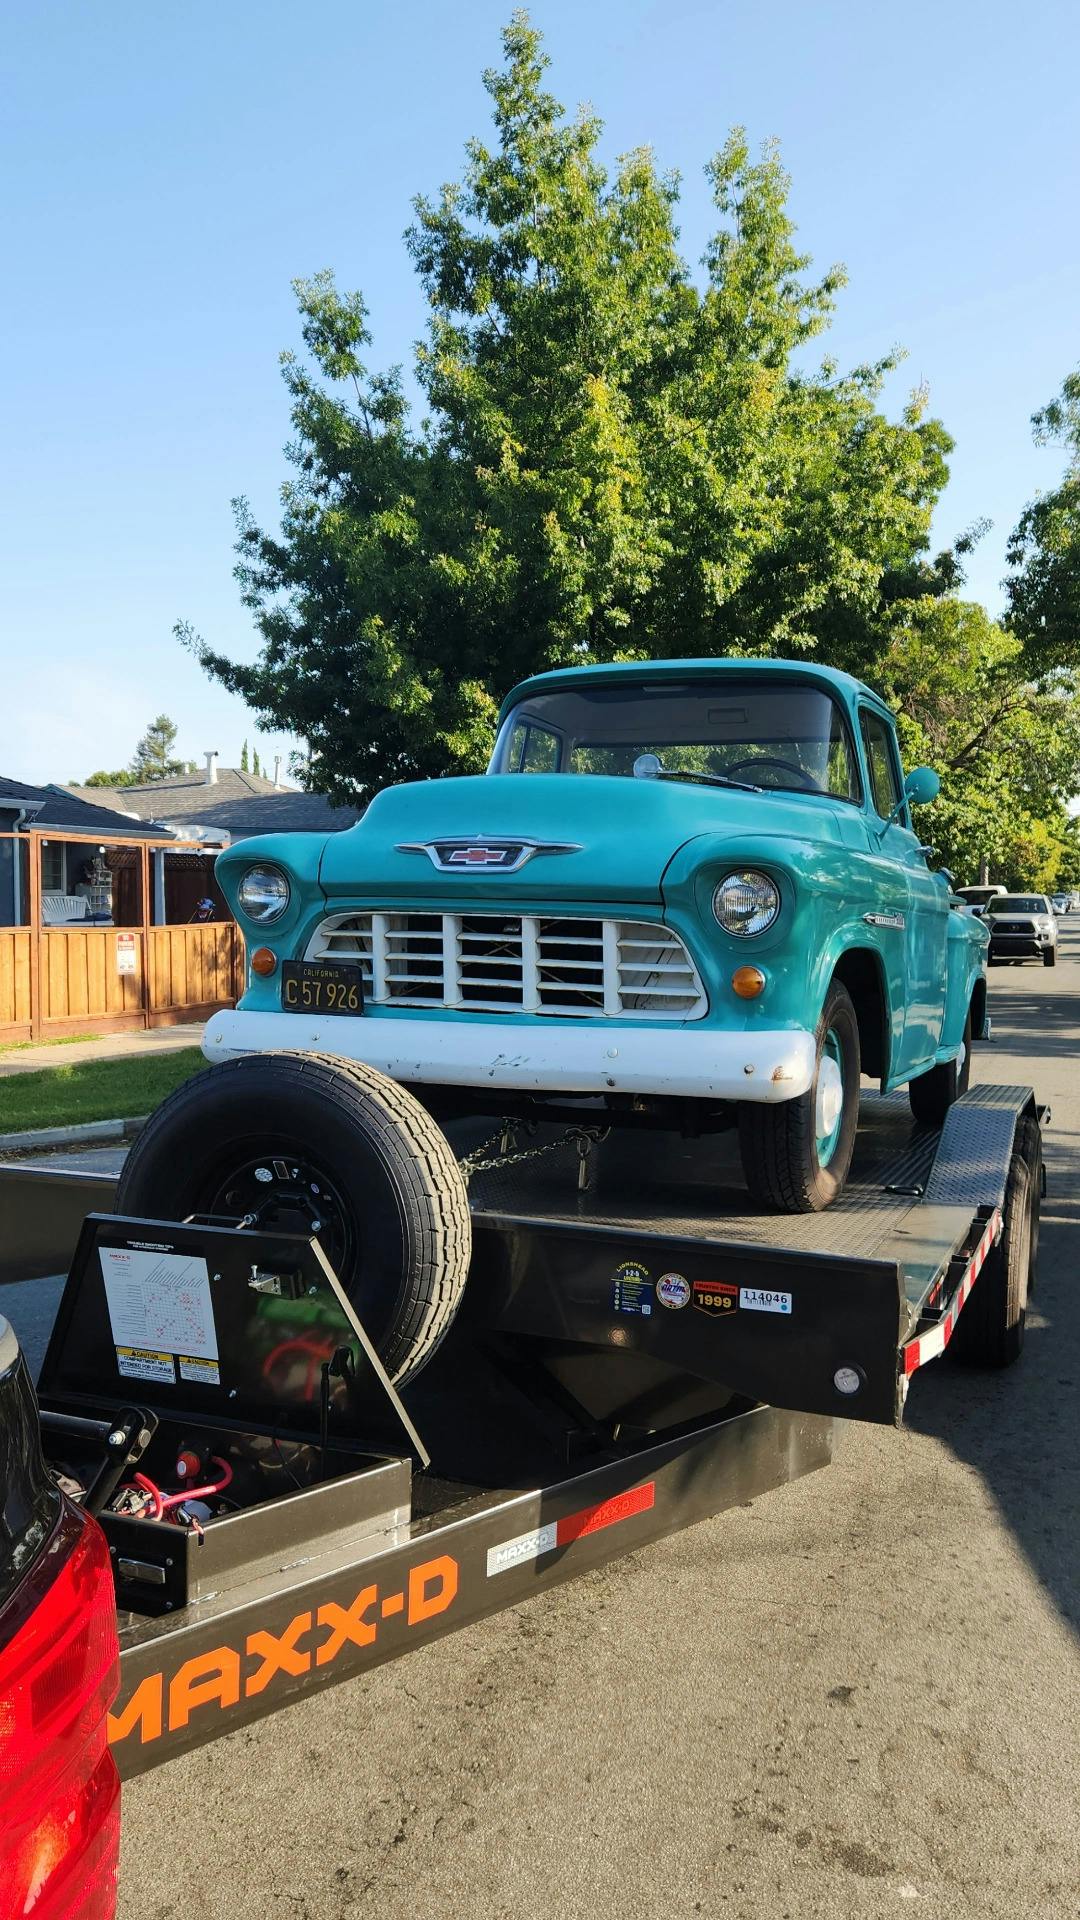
[281,960,364,1015]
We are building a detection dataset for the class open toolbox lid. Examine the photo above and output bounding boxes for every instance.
[38,1213,429,1466]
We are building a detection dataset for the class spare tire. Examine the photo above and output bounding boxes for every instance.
[115,1052,472,1384]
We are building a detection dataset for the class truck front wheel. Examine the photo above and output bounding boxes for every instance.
[115,1052,472,1385]
[737,979,860,1212]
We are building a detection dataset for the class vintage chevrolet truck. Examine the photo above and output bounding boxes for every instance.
[111,659,988,1377]
[201,659,985,1192]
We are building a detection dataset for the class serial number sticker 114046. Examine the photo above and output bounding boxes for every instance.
[739,1287,793,1315]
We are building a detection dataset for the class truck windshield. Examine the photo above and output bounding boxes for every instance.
[994,897,1049,914]
[490,681,859,799]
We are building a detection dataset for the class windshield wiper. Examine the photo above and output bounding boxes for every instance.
[632,753,761,793]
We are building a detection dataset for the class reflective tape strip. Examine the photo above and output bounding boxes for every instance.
[902,1210,1003,1378]
[485,1482,656,1576]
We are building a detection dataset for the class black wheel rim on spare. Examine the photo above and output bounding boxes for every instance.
[201,1141,360,1294]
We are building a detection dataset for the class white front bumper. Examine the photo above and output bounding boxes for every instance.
[203,1010,817,1104]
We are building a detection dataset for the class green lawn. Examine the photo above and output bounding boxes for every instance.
[0,1049,206,1134]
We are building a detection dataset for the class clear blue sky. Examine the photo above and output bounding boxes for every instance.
[2,0,1077,787]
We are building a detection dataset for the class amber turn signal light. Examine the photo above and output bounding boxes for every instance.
[251,947,278,977]
[731,965,766,999]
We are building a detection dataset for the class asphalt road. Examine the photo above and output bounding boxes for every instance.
[10,928,1080,1919]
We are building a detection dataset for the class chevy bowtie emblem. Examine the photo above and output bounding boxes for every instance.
[447,845,510,867]
[395,838,582,873]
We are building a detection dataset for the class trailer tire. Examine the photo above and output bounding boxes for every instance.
[737,979,860,1212]
[908,1004,972,1127]
[115,1052,472,1385]
[948,1112,1040,1368]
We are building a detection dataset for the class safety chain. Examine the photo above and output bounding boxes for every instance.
[458,1121,611,1188]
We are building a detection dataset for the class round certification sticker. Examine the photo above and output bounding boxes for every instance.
[656,1272,691,1311]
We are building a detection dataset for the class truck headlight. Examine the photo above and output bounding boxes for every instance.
[713,870,781,937]
[237,864,291,924]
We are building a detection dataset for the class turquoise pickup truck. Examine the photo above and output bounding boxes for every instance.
[199,658,988,1215]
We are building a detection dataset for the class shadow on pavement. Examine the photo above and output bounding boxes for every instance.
[906,988,1080,1636]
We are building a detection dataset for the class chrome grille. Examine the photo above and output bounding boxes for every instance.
[305,913,706,1020]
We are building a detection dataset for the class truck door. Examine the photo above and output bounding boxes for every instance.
[859,708,949,1077]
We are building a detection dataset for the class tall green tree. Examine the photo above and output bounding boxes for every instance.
[182,13,951,804]
[875,593,1080,883]
[80,716,193,788]
[1005,370,1080,673]
[130,714,190,782]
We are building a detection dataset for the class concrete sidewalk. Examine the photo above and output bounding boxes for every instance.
[0,1023,205,1078]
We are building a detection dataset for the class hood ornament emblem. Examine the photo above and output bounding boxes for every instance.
[395,837,582,874]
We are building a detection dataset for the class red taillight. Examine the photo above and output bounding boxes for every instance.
[0,1501,121,1920]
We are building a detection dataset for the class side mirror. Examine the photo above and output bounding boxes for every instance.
[904,765,940,807]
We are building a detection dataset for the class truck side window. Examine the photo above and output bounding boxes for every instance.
[507,720,560,773]
[860,712,904,822]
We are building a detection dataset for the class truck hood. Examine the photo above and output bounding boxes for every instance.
[318,773,848,905]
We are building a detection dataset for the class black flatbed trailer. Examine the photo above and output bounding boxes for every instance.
[0,1082,1043,1782]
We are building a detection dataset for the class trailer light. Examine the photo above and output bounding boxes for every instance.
[237,864,291,924]
[251,947,278,977]
[0,1508,121,1920]
[833,1366,863,1396]
[731,965,766,999]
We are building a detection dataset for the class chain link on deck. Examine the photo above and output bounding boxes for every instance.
[458,1121,611,1190]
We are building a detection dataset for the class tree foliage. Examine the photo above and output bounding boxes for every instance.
[183,14,951,805]
[182,15,1080,888]
[81,714,193,788]
[1005,370,1080,673]
[130,714,191,782]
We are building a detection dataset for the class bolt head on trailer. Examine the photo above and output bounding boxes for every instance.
[201,657,989,1213]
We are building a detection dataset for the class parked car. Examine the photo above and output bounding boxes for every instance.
[1050,894,1070,914]
[985,894,1058,966]
[179,659,989,1223]
[0,1317,120,1919]
[955,885,1008,917]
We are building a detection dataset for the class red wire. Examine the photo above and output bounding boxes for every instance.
[131,1472,164,1519]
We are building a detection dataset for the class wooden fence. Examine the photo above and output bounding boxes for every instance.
[0,831,244,1043]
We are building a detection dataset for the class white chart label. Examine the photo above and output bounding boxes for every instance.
[101,1247,219,1361]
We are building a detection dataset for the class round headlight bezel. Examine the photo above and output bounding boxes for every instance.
[712,870,781,938]
[237,864,291,925]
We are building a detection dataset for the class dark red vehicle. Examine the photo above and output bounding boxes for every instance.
[0,1318,120,1920]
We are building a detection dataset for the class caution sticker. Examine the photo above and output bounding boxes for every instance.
[178,1355,221,1386]
[116,1347,176,1384]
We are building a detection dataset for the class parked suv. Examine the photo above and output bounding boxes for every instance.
[985,894,1058,966]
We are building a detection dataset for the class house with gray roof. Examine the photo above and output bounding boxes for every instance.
[63,753,360,846]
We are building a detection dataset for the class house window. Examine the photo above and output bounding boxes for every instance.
[40,843,65,892]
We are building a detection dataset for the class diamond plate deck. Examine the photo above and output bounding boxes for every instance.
[462,1092,937,1261]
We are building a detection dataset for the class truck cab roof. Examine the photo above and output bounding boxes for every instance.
[497,657,884,728]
